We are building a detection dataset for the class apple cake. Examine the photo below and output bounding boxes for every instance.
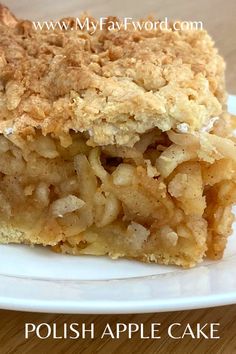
[0,5,235,267]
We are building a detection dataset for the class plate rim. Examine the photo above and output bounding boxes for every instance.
[1,275,236,314]
[1,254,236,314]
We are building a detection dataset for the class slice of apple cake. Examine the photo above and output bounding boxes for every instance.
[0,5,235,267]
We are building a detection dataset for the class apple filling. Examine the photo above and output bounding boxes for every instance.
[0,114,235,267]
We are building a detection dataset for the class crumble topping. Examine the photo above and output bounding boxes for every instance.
[0,10,225,146]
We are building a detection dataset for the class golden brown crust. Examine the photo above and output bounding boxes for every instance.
[0,9,226,146]
[0,222,64,246]
[0,4,17,27]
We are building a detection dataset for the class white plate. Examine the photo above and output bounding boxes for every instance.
[0,96,235,314]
